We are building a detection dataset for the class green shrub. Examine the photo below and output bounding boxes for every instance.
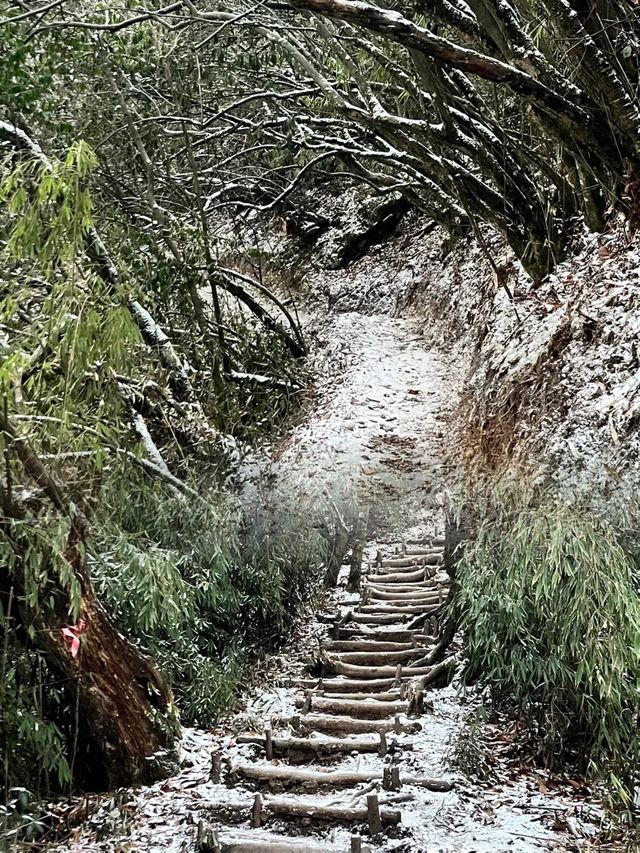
[92,467,327,726]
[0,641,71,802]
[457,503,640,802]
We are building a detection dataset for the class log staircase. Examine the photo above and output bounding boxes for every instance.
[198,533,456,852]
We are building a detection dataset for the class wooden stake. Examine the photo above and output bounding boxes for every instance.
[347,512,366,593]
[264,724,273,761]
[302,690,313,714]
[251,792,263,828]
[367,793,383,835]
[196,820,220,853]
[394,715,402,735]
[351,835,362,853]
[382,766,392,791]
[378,730,387,756]
[210,749,222,784]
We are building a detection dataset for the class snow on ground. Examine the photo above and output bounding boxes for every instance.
[46,302,607,853]
[238,310,458,538]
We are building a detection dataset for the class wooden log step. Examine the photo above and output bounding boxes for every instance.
[366,580,439,593]
[320,691,403,701]
[295,696,408,718]
[298,677,402,692]
[235,733,398,756]
[229,762,455,792]
[349,613,410,625]
[358,604,439,615]
[323,639,417,653]
[279,713,420,734]
[380,554,441,569]
[332,628,435,643]
[206,795,401,827]
[367,567,427,584]
[327,649,426,665]
[322,657,433,678]
[214,829,343,852]
[404,545,444,556]
[366,589,441,603]
[406,537,445,547]
[266,795,401,827]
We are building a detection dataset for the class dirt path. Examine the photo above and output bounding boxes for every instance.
[52,312,601,853]
[240,312,456,538]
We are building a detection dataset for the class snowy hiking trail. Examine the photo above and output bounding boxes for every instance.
[54,313,602,853]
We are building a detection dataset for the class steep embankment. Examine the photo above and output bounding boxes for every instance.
[297,208,640,515]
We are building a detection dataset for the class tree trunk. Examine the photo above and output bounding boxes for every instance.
[1,413,179,790]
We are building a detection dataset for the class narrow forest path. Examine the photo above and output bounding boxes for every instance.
[239,312,455,537]
[55,313,599,853]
